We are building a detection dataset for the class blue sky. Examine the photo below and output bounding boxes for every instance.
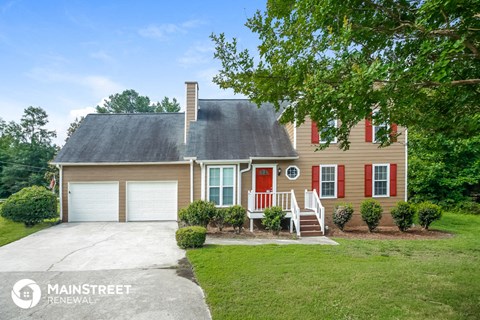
[0,0,264,144]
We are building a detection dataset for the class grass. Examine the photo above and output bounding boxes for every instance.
[187,213,480,320]
[0,216,58,247]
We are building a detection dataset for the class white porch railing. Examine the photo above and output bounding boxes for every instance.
[305,189,325,234]
[290,189,301,237]
[247,191,291,212]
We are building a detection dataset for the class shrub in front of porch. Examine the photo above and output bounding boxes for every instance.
[391,201,415,232]
[262,206,285,235]
[176,226,207,249]
[213,208,228,231]
[333,203,354,231]
[178,200,216,228]
[225,205,246,234]
[360,199,383,232]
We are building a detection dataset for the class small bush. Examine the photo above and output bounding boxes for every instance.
[417,202,442,230]
[175,226,207,249]
[226,205,246,234]
[262,206,286,234]
[213,208,228,231]
[177,200,216,227]
[0,186,57,227]
[391,201,415,232]
[454,201,480,215]
[360,199,383,232]
[333,203,354,231]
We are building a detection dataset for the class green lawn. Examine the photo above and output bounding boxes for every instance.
[187,213,480,320]
[0,216,57,247]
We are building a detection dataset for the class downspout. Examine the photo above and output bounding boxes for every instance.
[56,164,63,222]
[238,159,253,206]
[200,162,205,200]
[404,128,408,202]
[189,159,194,203]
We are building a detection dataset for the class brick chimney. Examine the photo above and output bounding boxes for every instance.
[184,81,198,144]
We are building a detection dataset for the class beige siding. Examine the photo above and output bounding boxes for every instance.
[62,164,190,222]
[284,121,295,146]
[236,117,406,227]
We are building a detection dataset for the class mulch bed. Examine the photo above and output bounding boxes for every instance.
[207,227,296,239]
[327,226,453,240]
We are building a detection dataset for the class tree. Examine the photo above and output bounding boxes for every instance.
[96,89,154,113]
[66,116,84,142]
[0,107,57,197]
[153,97,181,112]
[211,0,480,150]
[96,90,181,114]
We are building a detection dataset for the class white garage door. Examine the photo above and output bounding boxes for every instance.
[127,181,177,221]
[68,182,119,222]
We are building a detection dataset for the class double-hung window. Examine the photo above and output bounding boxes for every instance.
[208,166,235,206]
[320,165,337,198]
[372,111,389,143]
[373,164,389,197]
[320,119,338,144]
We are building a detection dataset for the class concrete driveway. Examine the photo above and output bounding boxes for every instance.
[0,222,211,320]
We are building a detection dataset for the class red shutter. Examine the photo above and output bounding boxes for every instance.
[390,123,398,142]
[390,163,397,196]
[311,121,319,144]
[365,118,372,142]
[337,165,345,198]
[312,166,320,193]
[364,164,372,197]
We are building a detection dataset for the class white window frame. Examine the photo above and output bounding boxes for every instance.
[207,165,236,207]
[320,119,338,144]
[285,165,300,181]
[372,111,390,143]
[372,164,390,198]
[320,164,337,199]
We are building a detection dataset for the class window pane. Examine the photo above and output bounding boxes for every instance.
[321,182,334,197]
[375,166,387,180]
[209,168,220,186]
[287,166,299,179]
[374,181,387,196]
[222,168,234,186]
[223,187,234,205]
[209,187,220,205]
[321,167,335,182]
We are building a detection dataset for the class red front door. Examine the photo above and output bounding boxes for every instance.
[255,168,273,209]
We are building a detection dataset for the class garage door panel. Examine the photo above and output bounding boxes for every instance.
[69,183,119,222]
[127,182,177,221]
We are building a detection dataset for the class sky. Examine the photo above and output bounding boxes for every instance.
[0,0,265,145]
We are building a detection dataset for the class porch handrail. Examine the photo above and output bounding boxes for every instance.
[305,189,325,234]
[290,189,301,237]
[247,191,291,212]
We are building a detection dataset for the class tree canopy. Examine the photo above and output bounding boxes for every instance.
[96,89,180,113]
[211,0,480,150]
[0,107,58,198]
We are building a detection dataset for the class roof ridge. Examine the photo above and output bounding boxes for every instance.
[88,112,184,115]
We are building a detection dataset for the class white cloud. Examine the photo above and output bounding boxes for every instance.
[178,42,215,66]
[26,68,124,99]
[69,106,96,119]
[138,19,207,41]
[89,50,114,63]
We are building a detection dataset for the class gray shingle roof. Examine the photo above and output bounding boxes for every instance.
[53,113,186,163]
[184,100,297,160]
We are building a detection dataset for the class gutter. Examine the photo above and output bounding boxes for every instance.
[56,164,63,221]
[189,159,194,203]
[50,161,191,166]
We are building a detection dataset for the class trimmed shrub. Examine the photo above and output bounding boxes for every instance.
[454,201,480,215]
[226,205,246,234]
[175,226,207,249]
[417,202,442,230]
[0,186,57,227]
[333,203,354,231]
[262,206,286,235]
[391,201,415,232]
[213,208,228,231]
[360,199,383,232]
[177,200,216,227]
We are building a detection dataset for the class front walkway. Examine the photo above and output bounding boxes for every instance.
[205,236,338,246]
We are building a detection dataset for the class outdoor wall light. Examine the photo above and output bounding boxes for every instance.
[278,167,282,176]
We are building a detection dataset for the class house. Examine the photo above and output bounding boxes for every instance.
[19,286,33,300]
[52,81,406,236]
